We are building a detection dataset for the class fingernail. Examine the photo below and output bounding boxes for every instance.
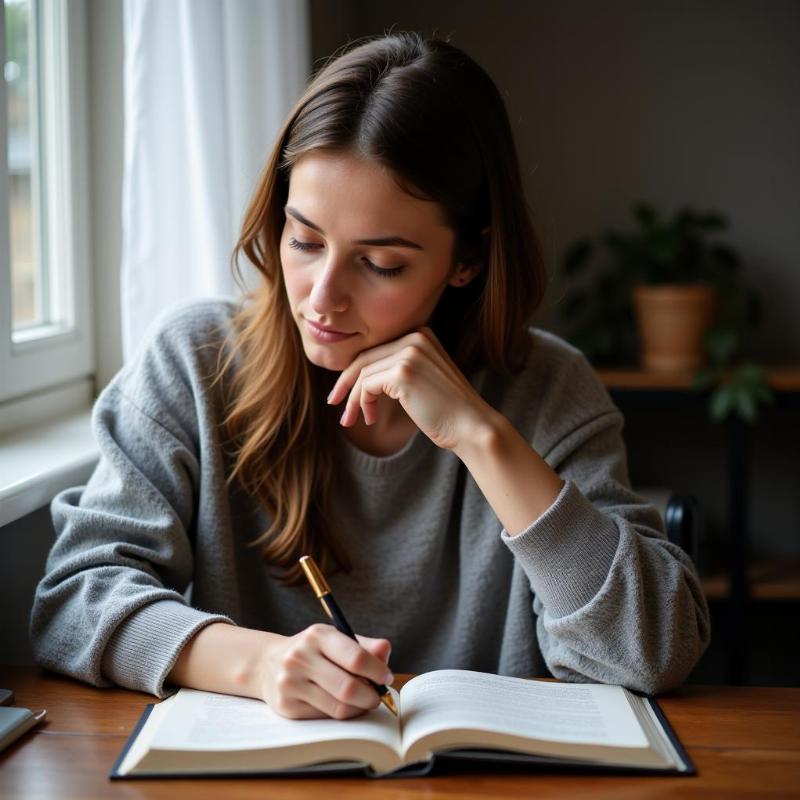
[327,390,334,404]
[339,410,347,425]
[384,671,394,685]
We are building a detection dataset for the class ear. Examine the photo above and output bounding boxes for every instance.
[447,263,481,288]
[448,226,490,288]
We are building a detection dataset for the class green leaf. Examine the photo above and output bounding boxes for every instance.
[709,385,736,422]
[735,385,758,423]
[650,232,679,263]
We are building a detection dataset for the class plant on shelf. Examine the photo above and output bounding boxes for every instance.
[691,329,775,424]
[559,201,774,423]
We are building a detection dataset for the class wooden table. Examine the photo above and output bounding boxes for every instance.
[1,667,799,798]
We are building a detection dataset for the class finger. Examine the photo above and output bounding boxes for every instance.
[328,330,436,405]
[302,679,374,720]
[360,378,383,426]
[346,347,428,427]
[272,694,330,720]
[339,357,394,426]
[339,374,364,427]
[358,365,407,426]
[339,364,393,427]
[309,651,386,711]
[328,345,393,406]
[355,635,392,665]
[317,627,395,686]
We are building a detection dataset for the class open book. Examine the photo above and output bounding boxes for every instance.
[111,669,693,779]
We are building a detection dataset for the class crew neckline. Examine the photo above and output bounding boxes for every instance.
[336,424,433,476]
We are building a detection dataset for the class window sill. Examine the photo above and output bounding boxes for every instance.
[0,408,99,528]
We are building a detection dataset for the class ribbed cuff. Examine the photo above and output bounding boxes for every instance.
[101,599,234,697]
[500,480,620,617]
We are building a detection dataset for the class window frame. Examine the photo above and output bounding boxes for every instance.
[0,0,93,411]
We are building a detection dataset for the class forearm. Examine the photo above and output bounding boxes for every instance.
[167,622,396,720]
[453,410,564,536]
[167,622,284,699]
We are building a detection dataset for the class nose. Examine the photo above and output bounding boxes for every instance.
[309,254,350,315]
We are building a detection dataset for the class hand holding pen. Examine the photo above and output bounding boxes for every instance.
[255,558,394,720]
[300,555,398,717]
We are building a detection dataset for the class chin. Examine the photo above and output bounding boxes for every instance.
[301,342,351,372]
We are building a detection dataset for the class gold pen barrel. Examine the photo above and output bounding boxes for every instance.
[299,555,331,598]
[299,554,398,718]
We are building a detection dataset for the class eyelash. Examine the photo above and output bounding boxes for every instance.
[287,237,405,279]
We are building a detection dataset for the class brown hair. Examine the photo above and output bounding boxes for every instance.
[219,31,547,585]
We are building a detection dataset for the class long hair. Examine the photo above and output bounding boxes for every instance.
[218,31,548,585]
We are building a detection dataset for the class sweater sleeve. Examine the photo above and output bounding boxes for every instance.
[499,353,711,695]
[29,311,235,698]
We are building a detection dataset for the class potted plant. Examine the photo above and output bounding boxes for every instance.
[559,201,774,423]
[562,202,731,370]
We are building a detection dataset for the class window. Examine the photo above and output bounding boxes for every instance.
[0,0,92,420]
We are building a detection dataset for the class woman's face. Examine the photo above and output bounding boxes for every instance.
[280,150,472,372]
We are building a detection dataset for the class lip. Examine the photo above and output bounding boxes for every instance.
[304,318,357,343]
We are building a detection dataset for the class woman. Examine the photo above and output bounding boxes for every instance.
[31,32,709,721]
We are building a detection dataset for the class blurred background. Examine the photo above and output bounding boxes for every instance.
[1,0,798,685]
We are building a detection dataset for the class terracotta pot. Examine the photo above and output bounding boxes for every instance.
[632,283,718,372]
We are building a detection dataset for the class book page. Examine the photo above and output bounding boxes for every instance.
[150,688,402,755]
[399,670,649,752]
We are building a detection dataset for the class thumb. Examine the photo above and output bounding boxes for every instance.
[356,635,392,664]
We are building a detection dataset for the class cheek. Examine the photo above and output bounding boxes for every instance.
[365,290,406,321]
[364,281,442,331]
[280,248,311,303]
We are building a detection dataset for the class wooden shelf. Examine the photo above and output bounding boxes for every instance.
[702,558,800,600]
[595,365,800,391]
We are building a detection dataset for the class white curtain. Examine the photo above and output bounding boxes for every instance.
[121,0,310,359]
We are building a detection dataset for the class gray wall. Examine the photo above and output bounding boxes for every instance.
[311,0,800,358]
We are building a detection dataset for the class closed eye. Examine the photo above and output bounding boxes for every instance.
[363,259,404,278]
[287,237,320,252]
[287,237,405,278]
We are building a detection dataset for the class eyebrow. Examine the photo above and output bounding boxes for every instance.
[284,206,424,250]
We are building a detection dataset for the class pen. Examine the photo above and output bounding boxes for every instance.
[299,555,398,717]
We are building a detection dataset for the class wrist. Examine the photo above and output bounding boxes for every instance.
[451,409,565,535]
[231,628,285,698]
[169,622,284,700]
[452,405,508,463]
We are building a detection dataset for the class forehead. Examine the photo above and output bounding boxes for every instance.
[286,150,450,234]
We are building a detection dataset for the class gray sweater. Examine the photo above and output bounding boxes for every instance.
[30,299,710,698]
